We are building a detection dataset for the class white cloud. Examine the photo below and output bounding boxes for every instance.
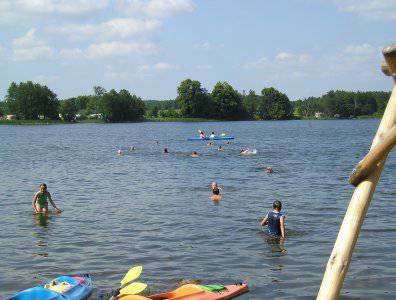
[59,48,84,59]
[196,64,212,70]
[12,28,53,61]
[275,52,309,64]
[243,57,268,69]
[193,41,224,51]
[0,0,109,22]
[12,28,44,47]
[13,46,54,61]
[119,0,195,17]
[137,62,178,71]
[334,0,396,20]
[343,43,376,55]
[104,70,153,80]
[51,18,161,41]
[86,41,157,58]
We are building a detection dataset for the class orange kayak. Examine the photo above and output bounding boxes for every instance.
[120,283,248,300]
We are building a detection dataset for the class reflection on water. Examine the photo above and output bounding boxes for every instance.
[259,230,287,254]
[32,213,50,258]
[34,213,50,228]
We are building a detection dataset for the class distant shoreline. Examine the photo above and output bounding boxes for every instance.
[0,115,381,125]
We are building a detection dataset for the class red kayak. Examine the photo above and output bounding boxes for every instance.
[119,283,248,300]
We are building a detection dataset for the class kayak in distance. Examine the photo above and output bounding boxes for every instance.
[6,275,92,300]
[119,283,248,300]
[187,136,235,141]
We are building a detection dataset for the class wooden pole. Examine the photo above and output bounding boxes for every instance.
[317,44,396,300]
[349,124,396,186]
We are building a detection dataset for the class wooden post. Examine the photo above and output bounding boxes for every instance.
[349,124,396,186]
[317,44,396,300]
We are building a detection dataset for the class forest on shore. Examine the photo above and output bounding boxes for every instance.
[0,79,390,123]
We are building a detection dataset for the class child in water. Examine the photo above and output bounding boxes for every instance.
[260,200,285,238]
[32,183,61,214]
[209,181,223,200]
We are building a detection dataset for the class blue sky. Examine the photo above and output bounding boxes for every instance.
[0,0,394,101]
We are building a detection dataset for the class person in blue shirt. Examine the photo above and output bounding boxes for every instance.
[260,200,285,238]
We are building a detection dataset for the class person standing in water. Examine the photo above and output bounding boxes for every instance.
[209,181,223,200]
[32,183,61,214]
[260,200,285,238]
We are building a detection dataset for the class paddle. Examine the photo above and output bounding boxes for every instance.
[109,266,147,300]
[120,266,143,285]
[119,282,148,296]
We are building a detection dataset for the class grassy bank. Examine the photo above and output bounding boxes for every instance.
[0,119,104,125]
[144,117,218,122]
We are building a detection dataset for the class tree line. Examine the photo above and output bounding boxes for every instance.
[0,80,390,122]
[1,82,146,122]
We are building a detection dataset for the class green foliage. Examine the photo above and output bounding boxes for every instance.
[5,81,59,119]
[99,89,145,122]
[258,87,292,120]
[176,79,211,117]
[0,101,5,117]
[243,90,260,119]
[59,99,78,122]
[211,81,246,120]
[294,90,390,118]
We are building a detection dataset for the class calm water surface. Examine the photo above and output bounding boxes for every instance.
[1,120,395,299]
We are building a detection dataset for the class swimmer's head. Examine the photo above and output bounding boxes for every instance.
[266,166,273,173]
[40,183,47,192]
[211,181,217,188]
[273,200,282,211]
[164,148,168,153]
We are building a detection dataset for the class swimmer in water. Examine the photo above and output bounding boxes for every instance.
[191,151,199,157]
[207,142,213,146]
[266,166,273,174]
[130,146,135,151]
[209,181,223,200]
[117,149,123,155]
[163,148,169,153]
[240,149,257,155]
[32,183,61,214]
[218,146,223,151]
[209,132,216,138]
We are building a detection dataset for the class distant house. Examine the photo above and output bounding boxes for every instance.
[6,115,16,120]
[88,113,103,119]
[314,112,323,118]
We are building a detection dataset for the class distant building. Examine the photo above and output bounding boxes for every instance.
[88,113,103,119]
[6,115,16,120]
[314,112,323,118]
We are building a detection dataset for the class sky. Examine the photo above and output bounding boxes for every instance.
[0,0,394,101]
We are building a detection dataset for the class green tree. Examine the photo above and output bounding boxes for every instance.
[176,79,211,117]
[99,89,145,122]
[59,99,78,122]
[243,90,259,119]
[211,81,245,120]
[258,87,292,120]
[5,81,59,119]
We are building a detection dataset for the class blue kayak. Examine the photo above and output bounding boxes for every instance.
[187,136,234,141]
[7,275,92,300]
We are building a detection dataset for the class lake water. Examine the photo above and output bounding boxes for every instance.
[1,119,395,299]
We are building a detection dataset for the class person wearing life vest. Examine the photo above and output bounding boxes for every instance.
[260,200,285,238]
